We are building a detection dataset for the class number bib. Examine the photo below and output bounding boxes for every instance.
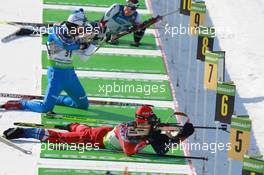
[106,17,132,34]
[47,42,74,68]
[103,129,122,150]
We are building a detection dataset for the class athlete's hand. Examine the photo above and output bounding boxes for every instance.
[80,43,88,50]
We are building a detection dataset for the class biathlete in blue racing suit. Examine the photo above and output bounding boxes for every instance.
[1,9,97,113]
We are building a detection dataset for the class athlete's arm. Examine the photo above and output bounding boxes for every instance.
[101,4,120,25]
[115,124,147,156]
[74,44,97,60]
[134,13,141,24]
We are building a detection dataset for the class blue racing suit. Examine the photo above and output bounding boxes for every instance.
[21,24,92,113]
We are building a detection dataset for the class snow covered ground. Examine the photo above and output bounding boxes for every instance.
[206,0,264,155]
[151,0,264,174]
[0,0,263,175]
[0,1,42,175]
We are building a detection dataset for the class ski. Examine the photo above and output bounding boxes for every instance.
[0,9,180,42]
[0,20,52,28]
[1,31,22,43]
[0,136,32,155]
[0,21,52,43]
[0,92,149,106]
[15,112,118,128]
[14,122,68,130]
[1,28,42,43]
[43,113,118,125]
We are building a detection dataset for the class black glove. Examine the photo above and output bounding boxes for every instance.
[80,43,89,50]
[148,130,171,155]
[174,123,195,142]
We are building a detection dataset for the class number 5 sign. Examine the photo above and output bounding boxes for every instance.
[228,116,252,161]
[215,82,236,124]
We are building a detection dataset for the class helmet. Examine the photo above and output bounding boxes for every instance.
[67,8,87,26]
[126,0,139,9]
[135,105,157,123]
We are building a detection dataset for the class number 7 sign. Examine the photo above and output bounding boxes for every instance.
[204,51,220,90]
[228,116,252,161]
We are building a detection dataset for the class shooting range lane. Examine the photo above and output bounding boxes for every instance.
[41,51,166,74]
[38,0,191,174]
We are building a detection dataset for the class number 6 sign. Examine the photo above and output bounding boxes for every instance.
[228,116,252,161]
[215,82,236,124]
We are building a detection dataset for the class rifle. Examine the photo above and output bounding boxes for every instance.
[114,8,180,40]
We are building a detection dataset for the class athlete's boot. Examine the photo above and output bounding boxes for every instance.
[3,128,24,139]
[1,100,22,110]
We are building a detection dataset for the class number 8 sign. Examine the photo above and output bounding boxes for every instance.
[228,116,252,161]
[215,82,236,124]
[197,26,215,61]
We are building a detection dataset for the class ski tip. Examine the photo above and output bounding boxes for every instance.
[25,150,32,155]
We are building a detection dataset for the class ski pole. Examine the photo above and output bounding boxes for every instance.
[161,8,180,17]
[0,136,32,155]
[193,124,229,133]
[48,143,208,161]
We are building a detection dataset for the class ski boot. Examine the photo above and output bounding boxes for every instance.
[3,127,24,140]
[108,39,119,45]
[130,41,140,47]
[0,100,22,110]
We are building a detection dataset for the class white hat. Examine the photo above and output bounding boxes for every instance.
[67,8,87,26]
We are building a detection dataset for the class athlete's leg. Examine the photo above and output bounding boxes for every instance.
[21,67,63,113]
[131,28,146,47]
[56,70,89,110]
[3,126,91,144]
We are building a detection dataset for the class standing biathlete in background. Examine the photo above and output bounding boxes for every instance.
[1,9,97,113]
[3,105,195,156]
[100,0,146,47]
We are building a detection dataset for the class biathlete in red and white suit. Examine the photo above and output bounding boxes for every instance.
[3,105,194,156]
